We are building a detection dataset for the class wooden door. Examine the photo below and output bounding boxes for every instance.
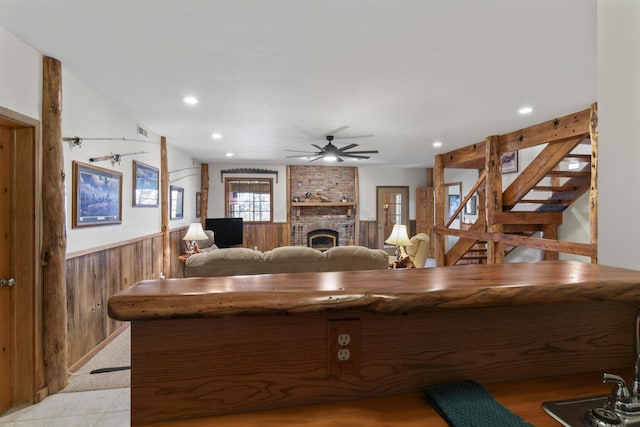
[0,123,11,413]
[416,186,434,258]
[376,186,409,252]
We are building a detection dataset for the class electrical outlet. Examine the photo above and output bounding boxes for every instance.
[328,318,360,375]
[337,348,351,361]
[338,333,351,346]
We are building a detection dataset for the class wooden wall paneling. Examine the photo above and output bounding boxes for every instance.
[358,220,377,248]
[130,300,636,424]
[65,234,165,367]
[200,164,209,225]
[161,137,169,276]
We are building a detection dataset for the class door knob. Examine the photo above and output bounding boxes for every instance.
[0,277,15,287]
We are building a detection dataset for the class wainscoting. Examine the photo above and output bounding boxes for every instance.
[359,220,415,248]
[65,233,164,367]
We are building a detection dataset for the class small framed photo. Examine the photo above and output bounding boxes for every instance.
[195,192,202,218]
[448,194,460,220]
[132,160,159,207]
[465,195,477,215]
[72,161,122,228]
[170,185,184,220]
[501,150,518,173]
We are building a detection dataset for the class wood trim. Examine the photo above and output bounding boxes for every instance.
[66,232,164,259]
[589,102,598,263]
[161,137,169,276]
[200,164,209,225]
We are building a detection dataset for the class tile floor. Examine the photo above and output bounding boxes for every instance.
[0,388,130,427]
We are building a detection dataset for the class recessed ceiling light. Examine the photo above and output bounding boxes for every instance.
[211,133,223,140]
[519,106,533,115]
[225,152,234,157]
[433,141,443,148]
[183,96,198,105]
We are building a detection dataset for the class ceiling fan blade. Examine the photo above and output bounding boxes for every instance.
[336,156,344,163]
[285,149,317,154]
[308,155,324,162]
[340,154,371,159]
[341,150,379,154]
[286,154,316,158]
[336,143,359,152]
[332,134,375,139]
[325,126,349,136]
[311,144,325,152]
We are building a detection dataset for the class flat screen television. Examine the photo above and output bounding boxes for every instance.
[205,217,243,248]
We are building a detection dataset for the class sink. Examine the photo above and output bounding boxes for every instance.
[542,395,608,426]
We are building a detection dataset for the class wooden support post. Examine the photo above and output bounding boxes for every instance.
[542,225,559,260]
[41,57,67,393]
[200,163,209,226]
[485,135,504,264]
[589,102,598,264]
[434,155,445,266]
[161,137,169,276]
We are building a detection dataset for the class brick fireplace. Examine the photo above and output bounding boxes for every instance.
[290,165,357,247]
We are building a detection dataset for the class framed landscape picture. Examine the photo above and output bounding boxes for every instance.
[72,161,122,228]
[170,185,184,220]
[132,160,159,207]
[501,150,518,173]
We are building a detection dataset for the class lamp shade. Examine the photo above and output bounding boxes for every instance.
[385,224,412,246]
[183,223,208,241]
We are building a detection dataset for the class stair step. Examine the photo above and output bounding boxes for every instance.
[564,154,591,161]
[546,170,590,177]
[532,185,580,192]
[521,199,571,205]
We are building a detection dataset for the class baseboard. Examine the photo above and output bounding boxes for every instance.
[67,322,130,373]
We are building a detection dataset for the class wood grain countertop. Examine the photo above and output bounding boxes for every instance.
[143,370,617,426]
[109,260,640,321]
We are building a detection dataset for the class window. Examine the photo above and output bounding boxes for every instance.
[225,178,272,222]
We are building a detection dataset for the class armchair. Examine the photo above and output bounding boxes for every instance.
[406,233,430,268]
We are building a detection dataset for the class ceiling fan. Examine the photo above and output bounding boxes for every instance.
[286,127,379,162]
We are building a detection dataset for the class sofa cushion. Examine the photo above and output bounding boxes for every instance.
[184,248,263,277]
[322,246,389,271]
[262,246,324,273]
[199,230,217,251]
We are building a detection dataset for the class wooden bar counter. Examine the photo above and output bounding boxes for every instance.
[108,261,640,425]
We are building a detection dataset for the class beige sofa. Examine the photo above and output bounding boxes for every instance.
[184,245,389,278]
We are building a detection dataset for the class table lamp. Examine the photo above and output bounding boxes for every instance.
[385,224,412,259]
[183,223,209,254]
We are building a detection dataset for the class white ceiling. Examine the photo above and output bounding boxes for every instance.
[0,0,596,167]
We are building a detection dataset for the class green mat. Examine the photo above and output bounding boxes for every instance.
[424,380,534,427]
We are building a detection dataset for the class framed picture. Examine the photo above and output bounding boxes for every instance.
[195,192,202,218]
[132,160,159,207]
[501,150,518,173]
[72,161,122,228]
[465,195,477,215]
[170,185,184,220]
[448,194,460,220]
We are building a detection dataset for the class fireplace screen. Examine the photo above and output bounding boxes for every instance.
[307,229,339,251]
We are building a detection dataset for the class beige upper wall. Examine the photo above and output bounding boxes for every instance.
[597,0,640,269]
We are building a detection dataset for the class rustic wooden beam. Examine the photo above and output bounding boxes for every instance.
[161,136,169,276]
[501,108,591,153]
[589,102,598,263]
[439,141,486,168]
[200,163,209,227]
[542,225,559,261]
[485,135,504,264]
[41,56,67,393]
[434,155,445,266]
[435,226,597,258]
[493,211,563,225]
